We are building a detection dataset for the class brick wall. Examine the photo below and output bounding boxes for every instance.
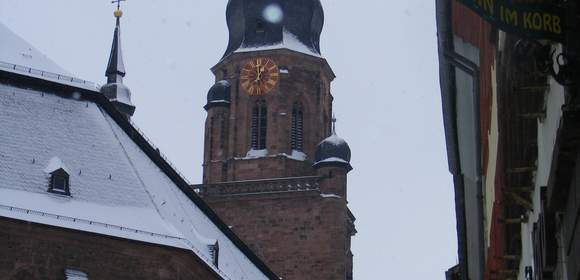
[204,50,335,183]
[0,217,220,280]
[204,191,350,280]
[201,49,354,280]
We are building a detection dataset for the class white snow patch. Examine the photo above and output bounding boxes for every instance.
[209,99,230,104]
[290,150,307,160]
[44,156,71,174]
[216,80,230,86]
[244,149,268,159]
[317,157,348,164]
[237,150,307,161]
[190,225,218,246]
[65,269,88,280]
[320,193,342,199]
[278,150,307,161]
[323,134,346,146]
[235,29,321,58]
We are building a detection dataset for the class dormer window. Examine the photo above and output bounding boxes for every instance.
[209,241,220,267]
[49,169,70,195]
[44,157,71,196]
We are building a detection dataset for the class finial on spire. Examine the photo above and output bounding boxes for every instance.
[112,0,126,17]
[331,114,337,135]
[101,0,135,118]
[105,0,127,84]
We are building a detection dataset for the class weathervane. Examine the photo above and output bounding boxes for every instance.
[331,114,337,134]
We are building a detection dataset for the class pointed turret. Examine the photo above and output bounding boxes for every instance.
[100,7,135,118]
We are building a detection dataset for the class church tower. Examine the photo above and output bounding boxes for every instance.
[196,1,356,279]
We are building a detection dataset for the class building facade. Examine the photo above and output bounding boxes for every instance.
[0,7,278,280]
[436,0,580,279]
[194,1,356,279]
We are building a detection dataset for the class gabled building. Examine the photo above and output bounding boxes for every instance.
[436,0,579,279]
[0,8,278,280]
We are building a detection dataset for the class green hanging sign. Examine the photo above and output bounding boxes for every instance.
[458,0,567,42]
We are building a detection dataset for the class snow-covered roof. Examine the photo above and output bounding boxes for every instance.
[235,30,321,58]
[322,133,347,146]
[0,82,274,280]
[0,22,70,75]
[0,23,98,91]
[44,156,71,174]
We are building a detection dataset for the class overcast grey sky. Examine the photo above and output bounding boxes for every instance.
[0,0,457,278]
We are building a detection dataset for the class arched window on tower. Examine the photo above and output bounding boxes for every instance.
[291,102,304,151]
[251,99,267,150]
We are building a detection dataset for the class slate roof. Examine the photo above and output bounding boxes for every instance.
[0,22,70,75]
[0,24,277,280]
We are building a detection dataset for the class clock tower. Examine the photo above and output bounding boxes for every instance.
[196,1,356,279]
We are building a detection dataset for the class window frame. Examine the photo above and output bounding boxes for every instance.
[251,99,268,150]
[48,169,70,195]
[291,102,304,151]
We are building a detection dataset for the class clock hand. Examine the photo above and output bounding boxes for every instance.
[255,68,262,82]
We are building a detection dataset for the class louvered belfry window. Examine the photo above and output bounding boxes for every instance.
[251,99,267,150]
[291,103,304,151]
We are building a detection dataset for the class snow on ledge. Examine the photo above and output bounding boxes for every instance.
[235,149,308,162]
[316,157,348,164]
[278,150,307,161]
[243,149,268,159]
[235,29,321,58]
[44,156,70,174]
[320,193,342,199]
[209,99,230,104]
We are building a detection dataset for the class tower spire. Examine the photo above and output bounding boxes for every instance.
[101,0,135,118]
[106,0,126,83]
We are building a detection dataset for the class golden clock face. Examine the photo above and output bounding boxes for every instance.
[240,57,279,96]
